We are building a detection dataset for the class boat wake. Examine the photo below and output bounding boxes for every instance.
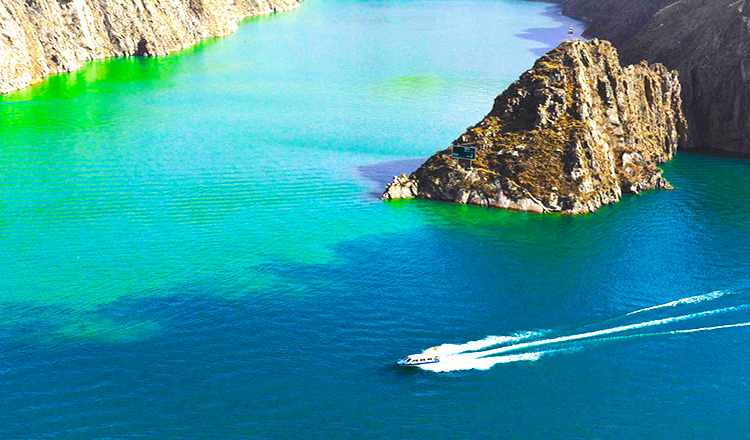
[409,290,750,373]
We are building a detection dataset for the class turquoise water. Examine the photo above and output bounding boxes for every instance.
[2,0,750,438]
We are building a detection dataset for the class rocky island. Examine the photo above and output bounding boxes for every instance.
[383,39,688,214]
[0,0,299,94]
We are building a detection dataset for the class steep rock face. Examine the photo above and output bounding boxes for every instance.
[0,0,298,94]
[559,0,750,155]
[383,40,688,215]
[560,0,674,48]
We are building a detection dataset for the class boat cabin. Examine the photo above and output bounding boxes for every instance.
[398,354,440,366]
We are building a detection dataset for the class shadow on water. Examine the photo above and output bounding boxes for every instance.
[678,148,750,163]
[516,5,585,57]
[357,158,425,198]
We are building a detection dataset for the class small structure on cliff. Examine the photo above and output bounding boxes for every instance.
[382,39,688,215]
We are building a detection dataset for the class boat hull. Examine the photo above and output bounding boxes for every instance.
[397,359,440,367]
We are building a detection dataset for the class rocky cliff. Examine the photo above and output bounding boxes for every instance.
[0,0,298,94]
[383,40,688,215]
[558,0,750,155]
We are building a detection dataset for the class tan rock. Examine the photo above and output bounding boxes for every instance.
[382,40,688,215]
[381,173,419,200]
[0,0,299,94]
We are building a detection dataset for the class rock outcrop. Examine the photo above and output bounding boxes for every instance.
[383,40,688,215]
[557,0,750,155]
[0,0,299,94]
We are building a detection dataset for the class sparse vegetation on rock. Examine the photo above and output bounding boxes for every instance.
[383,39,688,215]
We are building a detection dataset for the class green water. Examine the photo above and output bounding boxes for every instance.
[0,0,573,309]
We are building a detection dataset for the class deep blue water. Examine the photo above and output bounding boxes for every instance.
[2,0,750,438]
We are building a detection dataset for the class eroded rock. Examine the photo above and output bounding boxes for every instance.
[560,0,750,155]
[382,173,419,200]
[0,0,300,94]
[383,39,688,215]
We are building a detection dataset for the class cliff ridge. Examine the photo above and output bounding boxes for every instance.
[558,0,750,155]
[383,40,688,215]
[0,0,299,94]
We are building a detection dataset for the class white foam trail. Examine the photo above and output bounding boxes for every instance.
[546,321,750,349]
[417,331,544,357]
[420,346,586,372]
[473,305,744,359]
[418,304,748,372]
[420,351,546,372]
[668,321,750,334]
[626,290,734,316]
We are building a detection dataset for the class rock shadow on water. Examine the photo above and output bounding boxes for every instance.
[516,5,585,57]
[358,158,424,199]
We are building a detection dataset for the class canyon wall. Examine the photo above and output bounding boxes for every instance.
[0,0,298,94]
[560,0,750,155]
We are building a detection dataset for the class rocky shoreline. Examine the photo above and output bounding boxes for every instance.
[383,40,687,215]
[0,0,300,94]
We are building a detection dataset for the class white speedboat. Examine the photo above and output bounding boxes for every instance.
[397,348,440,366]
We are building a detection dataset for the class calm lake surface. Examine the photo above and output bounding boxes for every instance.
[2,0,750,438]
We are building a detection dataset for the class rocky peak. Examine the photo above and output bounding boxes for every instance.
[383,39,688,215]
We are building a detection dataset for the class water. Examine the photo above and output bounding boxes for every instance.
[1,0,750,438]
[417,290,750,372]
